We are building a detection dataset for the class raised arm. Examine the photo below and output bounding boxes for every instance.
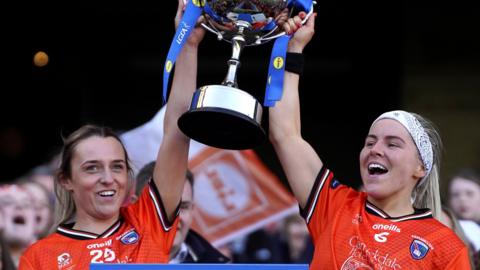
[154,0,205,222]
[269,13,322,208]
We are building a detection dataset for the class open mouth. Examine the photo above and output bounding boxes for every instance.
[13,215,26,225]
[368,163,388,175]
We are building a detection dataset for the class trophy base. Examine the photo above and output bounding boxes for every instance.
[178,85,265,150]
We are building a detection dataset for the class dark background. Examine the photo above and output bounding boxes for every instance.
[1,2,479,189]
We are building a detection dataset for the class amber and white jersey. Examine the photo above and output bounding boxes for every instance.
[19,180,179,270]
[302,167,471,270]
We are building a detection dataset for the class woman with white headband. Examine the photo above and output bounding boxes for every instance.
[271,14,471,269]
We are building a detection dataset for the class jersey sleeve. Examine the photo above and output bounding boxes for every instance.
[18,254,36,270]
[123,179,180,252]
[299,166,358,240]
[443,246,472,270]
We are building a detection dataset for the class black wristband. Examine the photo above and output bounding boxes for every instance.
[285,52,305,76]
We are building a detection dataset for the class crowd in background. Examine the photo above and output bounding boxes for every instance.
[0,149,479,269]
[0,151,316,269]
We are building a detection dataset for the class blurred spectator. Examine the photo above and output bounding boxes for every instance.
[17,180,54,239]
[237,214,313,264]
[240,222,284,263]
[448,168,480,224]
[135,161,229,263]
[279,213,313,263]
[0,184,36,267]
[131,161,156,203]
[26,164,56,198]
[447,169,480,269]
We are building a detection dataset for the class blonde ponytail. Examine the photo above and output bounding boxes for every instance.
[410,113,443,218]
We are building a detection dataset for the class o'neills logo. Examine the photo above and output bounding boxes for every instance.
[372,223,401,233]
[87,239,112,250]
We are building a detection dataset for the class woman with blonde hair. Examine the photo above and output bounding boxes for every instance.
[270,12,471,269]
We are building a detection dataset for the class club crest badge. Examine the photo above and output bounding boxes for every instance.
[410,239,429,260]
[120,230,139,245]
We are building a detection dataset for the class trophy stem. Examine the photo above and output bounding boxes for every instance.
[223,34,245,88]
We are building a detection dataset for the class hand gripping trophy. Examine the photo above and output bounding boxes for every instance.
[163,0,314,150]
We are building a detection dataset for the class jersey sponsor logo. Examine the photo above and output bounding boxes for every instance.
[192,0,204,7]
[87,239,112,250]
[349,236,402,269]
[372,223,401,233]
[410,239,429,260]
[57,252,72,269]
[374,232,389,243]
[165,60,173,73]
[341,256,374,270]
[330,179,341,189]
[273,57,284,69]
[120,230,139,245]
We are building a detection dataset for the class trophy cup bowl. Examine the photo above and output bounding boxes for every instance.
[178,0,291,150]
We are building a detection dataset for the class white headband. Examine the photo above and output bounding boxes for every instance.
[373,110,433,178]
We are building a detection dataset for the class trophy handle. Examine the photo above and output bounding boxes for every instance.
[201,22,224,41]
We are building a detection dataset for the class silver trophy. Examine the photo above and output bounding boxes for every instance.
[178,0,311,150]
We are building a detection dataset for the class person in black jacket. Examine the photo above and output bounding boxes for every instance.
[135,161,230,263]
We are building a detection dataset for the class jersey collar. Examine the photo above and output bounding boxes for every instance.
[365,201,432,222]
[57,218,123,240]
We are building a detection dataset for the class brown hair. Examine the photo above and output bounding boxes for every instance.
[53,125,134,228]
[450,168,480,187]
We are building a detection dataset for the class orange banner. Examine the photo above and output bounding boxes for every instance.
[189,147,298,247]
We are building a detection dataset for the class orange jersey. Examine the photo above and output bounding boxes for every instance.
[301,167,471,270]
[19,180,179,270]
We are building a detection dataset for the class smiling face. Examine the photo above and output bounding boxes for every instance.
[62,136,129,224]
[359,119,426,205]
